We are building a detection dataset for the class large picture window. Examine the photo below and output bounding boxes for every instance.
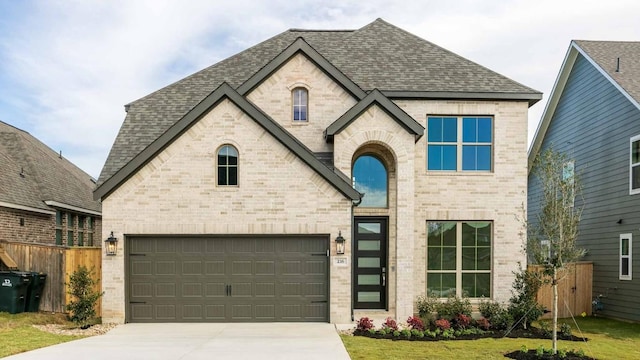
[217,145,238,186]
[630,135,640,194]
[427,116,492,171]
[427,221,492,298]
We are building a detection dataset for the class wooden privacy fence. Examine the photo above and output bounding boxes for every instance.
[1,241,102,316]
[529,262,593,319]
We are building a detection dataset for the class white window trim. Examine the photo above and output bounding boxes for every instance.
[629,134,640,195]
[620,233,632,280]
[426,116,494,172]
[291,87,309,123]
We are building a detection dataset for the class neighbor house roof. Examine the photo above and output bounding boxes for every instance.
[528,40,640,170]
[97,18,542,197]
[0,121,101,215]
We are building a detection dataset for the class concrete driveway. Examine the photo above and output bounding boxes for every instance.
[4,323,351,360]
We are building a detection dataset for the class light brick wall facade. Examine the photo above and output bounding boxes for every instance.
[246,53,357,153]
[397,99,529,305]
[101,99,353,323]
[101,55,529,323]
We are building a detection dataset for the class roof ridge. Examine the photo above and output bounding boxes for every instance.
[0,120,30,134]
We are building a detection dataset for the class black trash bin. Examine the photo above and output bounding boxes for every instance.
[0,271,32,314]
[25,272,47,312]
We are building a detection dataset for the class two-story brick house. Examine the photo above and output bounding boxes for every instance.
[95,19,541,324]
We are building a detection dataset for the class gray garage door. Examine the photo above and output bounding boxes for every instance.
[127,236,329,322]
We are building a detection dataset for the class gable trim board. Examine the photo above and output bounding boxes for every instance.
[529,41,640,171]
[324,89,425,143]
[93,82,361,202]
[238,37,367,100]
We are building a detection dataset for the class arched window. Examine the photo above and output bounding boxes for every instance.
[217,145,238,186]
[292,87,308,122]
[353,155,387,207]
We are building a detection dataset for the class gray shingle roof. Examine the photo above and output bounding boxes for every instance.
[574,40,640,104]
[0,121,101,213]
[97,18,541,189]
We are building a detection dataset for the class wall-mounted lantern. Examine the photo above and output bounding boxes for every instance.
[335,231,345,255]
[105,231,118,256]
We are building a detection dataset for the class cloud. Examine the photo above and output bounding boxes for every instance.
[1,0,639,178]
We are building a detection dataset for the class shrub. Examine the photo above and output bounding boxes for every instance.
[475,317,491,331]
[560,322,572,337]
[478,299,512,330]
[407,315,425,331]
[382,317,398,331]
[356,317,374,331]
[478,299,504,320]
[65,265,103,328]
[508,266,545,329]
[416,294,439,319]
[434,318,451,330]
[438,295,472,320]
[453,313,472,329]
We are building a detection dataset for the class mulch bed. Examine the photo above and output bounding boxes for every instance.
[504,349,595,360]
[353,327,587,342]
[354,328,593,359]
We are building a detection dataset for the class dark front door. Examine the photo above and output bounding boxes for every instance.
[354,217,387,309]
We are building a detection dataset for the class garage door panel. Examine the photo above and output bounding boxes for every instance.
[131,282,153,298]
[206,283,226,297]
[205,260,225,275]
[254,282,275,297]
[155,283,176,297]
[182,282,202,297]
[128,236,328,322]
[156,261,176,275]
[131,260,152,275]
[255,260,275,275]
[182,261,202,275]
[156,304,176,320]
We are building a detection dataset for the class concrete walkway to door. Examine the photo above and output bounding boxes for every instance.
[4,323,351,360]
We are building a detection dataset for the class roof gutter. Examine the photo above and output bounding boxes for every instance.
[0,201,56,215]
[382,90,542,107]
[43,200,102,216]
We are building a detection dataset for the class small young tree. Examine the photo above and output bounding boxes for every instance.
[527,147,586,354]
[66,265,103,328]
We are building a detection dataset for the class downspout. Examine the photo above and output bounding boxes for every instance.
[350,195,362,322]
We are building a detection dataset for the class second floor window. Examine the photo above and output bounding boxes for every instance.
[217,145,238,186]
[292,88,308,122]
[427,116,493,171]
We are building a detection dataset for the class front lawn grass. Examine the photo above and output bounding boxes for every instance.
[0,312,85,358]
[341,317,640,360]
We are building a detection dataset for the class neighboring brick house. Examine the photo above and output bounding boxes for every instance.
[528,40,640,322]
[0,120,102,251]
[95,19,541,324]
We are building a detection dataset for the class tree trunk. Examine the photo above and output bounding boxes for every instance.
[552,269,558,354]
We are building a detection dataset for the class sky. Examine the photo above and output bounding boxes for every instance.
[1,0,639,179]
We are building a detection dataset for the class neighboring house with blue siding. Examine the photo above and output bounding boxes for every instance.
[528,40,640,322]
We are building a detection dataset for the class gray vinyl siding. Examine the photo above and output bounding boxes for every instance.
[528,53,640,321]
